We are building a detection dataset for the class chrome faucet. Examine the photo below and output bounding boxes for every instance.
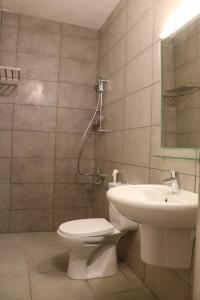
[162,170,180,193]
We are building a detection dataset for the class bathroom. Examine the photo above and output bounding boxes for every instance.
[0,0,199,299]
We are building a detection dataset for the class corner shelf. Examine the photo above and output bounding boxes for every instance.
[0,66,20,86]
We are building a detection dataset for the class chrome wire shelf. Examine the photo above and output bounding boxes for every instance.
[167,84,199,96]
[163,84,200,104]
[164,84,200,98]
[0,66,20,86]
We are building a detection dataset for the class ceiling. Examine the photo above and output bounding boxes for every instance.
[2,0,120,29]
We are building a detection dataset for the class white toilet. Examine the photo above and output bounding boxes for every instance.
[57,201,138,280]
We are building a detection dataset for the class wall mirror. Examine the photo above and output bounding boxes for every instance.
[161,15,200,148]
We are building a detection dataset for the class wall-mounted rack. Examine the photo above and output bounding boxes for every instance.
[0,66,20,86]
[167,84,199,96]
[163,84,200,105]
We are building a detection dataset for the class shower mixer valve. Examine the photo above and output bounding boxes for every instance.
[92,168,107,184]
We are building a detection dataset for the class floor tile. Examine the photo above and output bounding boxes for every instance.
[119,263,145,288]
[0,233,27,253]
[0,257,29,277]
[24,232,65,252]
[129,288,157,300]
[31,272,95,300]
[88,271,133,295]
[28,250,68,274]
[0,275,31,300]
[24,232,68,274]
[96,289,157,300]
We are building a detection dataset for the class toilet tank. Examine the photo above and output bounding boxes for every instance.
[109,203,138,231]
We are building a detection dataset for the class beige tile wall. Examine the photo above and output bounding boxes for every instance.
[96,0,198,299]
[0,11,98,232]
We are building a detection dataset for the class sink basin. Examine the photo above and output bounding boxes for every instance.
[107,184,199,268]
[107,184,198,228]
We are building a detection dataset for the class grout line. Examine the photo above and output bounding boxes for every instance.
[0,101,96,111]
[170,268,192,286]
[10,11,100,39]
[100,28,158,68]
[28,268,33,300]
[85,280,96,298]
[8,102,13,231]
[9,182,92,185]
[8,155,95,160]
[16,48,98,64]
[150,167,196,177]
[6,206,93,211]
[7,13,20,233]
[176,105,200,113]
[85,286,156,298]
[100,0,155,42]
[0,129,97,135]
[53,25,61,231]
[0,9,2,25]
[148,2,155,187]
[94,158,196,177]
[60,31,99,41]
[1,129,96,135]
[144,4,156,283]
[102,81,160,109]
[120,0,129,182]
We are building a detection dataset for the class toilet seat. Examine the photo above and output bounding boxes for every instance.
[58,218,115,238]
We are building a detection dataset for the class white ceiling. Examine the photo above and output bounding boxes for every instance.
[2,0,120,29]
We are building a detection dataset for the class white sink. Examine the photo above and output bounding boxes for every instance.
[106,184,199,269]
[107,184,198,228]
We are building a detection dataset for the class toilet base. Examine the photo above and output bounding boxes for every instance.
[67,242,118,279]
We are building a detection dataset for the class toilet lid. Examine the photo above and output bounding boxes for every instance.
[58,218,115,237]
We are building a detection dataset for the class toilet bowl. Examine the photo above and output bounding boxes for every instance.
[57,218,122,279]
[57,203,138,280]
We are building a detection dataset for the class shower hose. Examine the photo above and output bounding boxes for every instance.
[77,95,102,184]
